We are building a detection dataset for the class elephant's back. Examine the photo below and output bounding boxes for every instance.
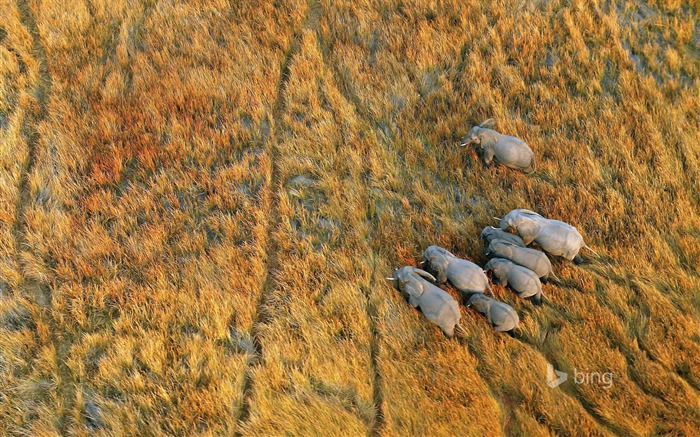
[448,261,487,292]
[421,287,459,321]
[493,135,534,167]
[491,302,519,331]
[434,295,461,327]
[512,248,551,277]
[496,233,525,247]
[507,265,541,297]
[536,221,584,258]
[547,220,583,240]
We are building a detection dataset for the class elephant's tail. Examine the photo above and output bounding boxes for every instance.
[583,244,600,257]
[485,282,495,298]
[455,324,469,340]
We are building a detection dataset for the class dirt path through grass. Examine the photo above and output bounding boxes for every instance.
[234,1,322,433]
[13,1,78,433]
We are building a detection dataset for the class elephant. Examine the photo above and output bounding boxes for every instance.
[484,258,544,305]
[387,266,466,338]
[480,226,526,247]
[497,209,599,264]
[467,293,520,336]
[485,240,558,283]
[421,245,494,297]
[460,118,535,174]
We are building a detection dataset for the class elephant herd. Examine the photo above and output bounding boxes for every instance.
[386,119,599,337]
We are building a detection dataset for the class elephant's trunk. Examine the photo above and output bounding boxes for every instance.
[412,267,437,283]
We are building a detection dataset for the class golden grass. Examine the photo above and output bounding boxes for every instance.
[1,0,699,435]
[0,1,63,433]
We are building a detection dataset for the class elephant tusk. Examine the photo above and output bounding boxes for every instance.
[493,217,502,222]
[386,277,395,281]
[460,142,467,147]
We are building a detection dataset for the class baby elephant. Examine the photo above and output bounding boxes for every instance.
[484,258,543,305]
[498,209,599,264]
[421,245,494,297]
[485,240,558,283]
[480,226,525,247]
[467,293,520,336]
[387,266,465,338]
[461,118,535,174]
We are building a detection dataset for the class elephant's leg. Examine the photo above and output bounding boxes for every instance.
[483,148,495,166]
[443,324,455,338]
[532,293,543,306]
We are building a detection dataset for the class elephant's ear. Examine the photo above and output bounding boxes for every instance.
[479,118,495,129]
[517,220,540,245]
[432,258,448,284]
[486,240,498,253]
[404,281,424,306]
[478,130,498,148]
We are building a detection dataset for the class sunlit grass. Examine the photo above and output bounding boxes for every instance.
[1,0,698,435]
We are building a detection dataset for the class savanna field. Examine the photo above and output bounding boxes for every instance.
[1,0,699,435]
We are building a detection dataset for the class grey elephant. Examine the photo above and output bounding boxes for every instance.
[460,118,535,174]
[484,258,544,305]
[498,209,599,264]
[387,266,466,338]
[421,245,494,297]
[467,293,520,336]
[485,240,558,283]
[480,226,525,247]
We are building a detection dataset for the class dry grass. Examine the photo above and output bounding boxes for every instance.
[1,0,698,435]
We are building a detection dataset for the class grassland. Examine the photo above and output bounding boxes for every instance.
[1,0,698,435]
